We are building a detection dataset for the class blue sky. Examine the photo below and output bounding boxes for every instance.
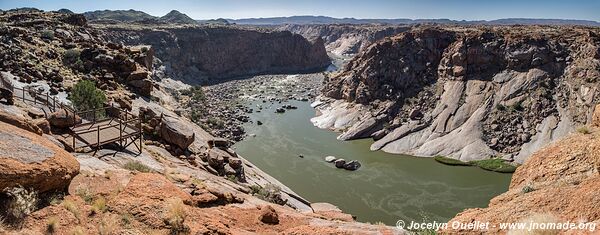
[1,0,598,21]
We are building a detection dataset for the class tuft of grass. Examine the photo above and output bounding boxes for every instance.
[70,226,85,235]
[226,175,238,183]
[123,161,152,173]
[470,158,517,173]
[46,216,59,234]
[433,155,472,166]
[91,197,108,215]
[98,215,120,235]
[163,198,188,233]
[120,213,133,227]
[62,199,81,223]
[75,186,94,204]
[577,126,591,135]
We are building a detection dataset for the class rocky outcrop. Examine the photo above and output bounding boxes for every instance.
[445,126,600,234]
[160,115,196,150]
[316,26,600,162]
[47,109,81,128]
[279,24,410,56]
[100,26,330,84]
[0,121,79,193]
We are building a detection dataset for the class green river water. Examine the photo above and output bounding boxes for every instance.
[234,99,512,225]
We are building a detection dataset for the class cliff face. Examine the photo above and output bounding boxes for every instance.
[314,26,600,162]
[100,26,331,84]
[279,24,410,56]
[445,112,600,234]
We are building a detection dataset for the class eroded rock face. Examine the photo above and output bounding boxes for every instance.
[317,26,600,162]
[280,24,411,56]
[101,27,331,84]
[445,129,600,234]
[0,122,79,193]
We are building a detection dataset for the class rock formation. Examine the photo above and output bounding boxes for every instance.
[445,113,600,234]
[100,25,331,84]
[315,25,600,163]
[280,24,411,56]
[0,121,79,193]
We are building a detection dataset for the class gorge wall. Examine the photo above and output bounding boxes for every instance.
[279,24,410,57]
[99,26,331,84]
[313,25,600,163]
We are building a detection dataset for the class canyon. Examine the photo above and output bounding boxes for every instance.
[313,25,600,163]
[0,6,600,234]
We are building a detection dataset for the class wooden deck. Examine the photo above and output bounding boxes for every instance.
[65,118,142,152]
[4,77,143,154]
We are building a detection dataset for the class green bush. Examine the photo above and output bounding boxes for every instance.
[433,156,472,166]
[577,126,591,134]
[40,30,54,40]
[471,158,517,173]
[69,80,106,112]
[249,184,287,205]
[63,49,84,71]
[123,161,152,173]
[182,86,206,103]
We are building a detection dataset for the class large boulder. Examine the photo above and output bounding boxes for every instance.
[128,79,153,97]
[160,115,195,150]
[48,109,81,128]
[0,122,79,193]
[0,110,42,135]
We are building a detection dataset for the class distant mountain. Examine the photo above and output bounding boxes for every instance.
[199,18,231,25]
[56,8,74,14]
[159,10,197,24]
[229,15,600,26]
[83,9,156,22]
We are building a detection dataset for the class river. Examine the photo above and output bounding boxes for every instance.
[234,99,512,225]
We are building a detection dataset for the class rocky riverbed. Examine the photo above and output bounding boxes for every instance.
[183,73,325,141]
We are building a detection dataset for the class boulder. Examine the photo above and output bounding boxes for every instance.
[32,118,51,134]
[334,159,346,168]
[206,148,228,169]
[128,79,153,96]
[325,156,337,162]
[0,87,14,105]
[343,160,361,171]
[47,109,81,128]
[0,122,79,193]
[160,116,195,150]
[258,205,279,224]
[228,158,243,169]
[592,104,600,127]
[0,110,42,135]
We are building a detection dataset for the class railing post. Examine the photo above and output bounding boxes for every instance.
[119,119,122,148]
[72,131,76,151]
[97,126,100,147]
[139,120,143,152]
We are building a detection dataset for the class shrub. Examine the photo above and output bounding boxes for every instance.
[75,186,94,204]
[41,30,55,40]
[63,49,83,70]
[123,161,152,173]
[521,184,535,194]
[140,47,149,53]
[226,175,238,183]
[495,103,506,111]
[164,198,188,233]
[182,86,206,103]
[249,184,287,205]
[577,126,591,134]
[4,186,38,221]
[46,216,59,234]
[471,158,517,173]
[433,155,472,166]
[69,80,106,112]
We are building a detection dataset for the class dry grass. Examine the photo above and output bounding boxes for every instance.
[70,226,85,235]
[46,216,59,234]
[98,215,120,235]
[91,197,108,215]
[75,185,94,204]
[62,199,81,223]
[164,198,188,233]
[577,126,591,135]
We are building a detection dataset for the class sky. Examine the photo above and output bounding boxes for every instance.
[0,0,598,21]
